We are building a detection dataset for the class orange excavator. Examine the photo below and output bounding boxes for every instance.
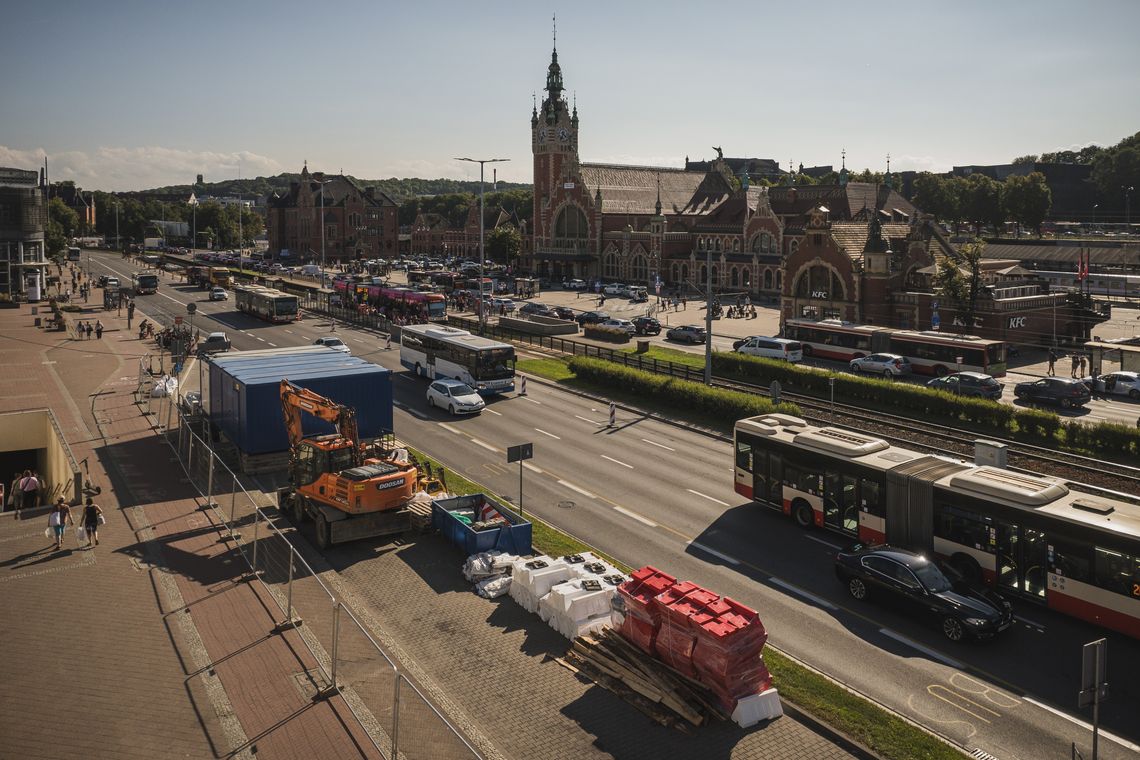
[277,378,443,547]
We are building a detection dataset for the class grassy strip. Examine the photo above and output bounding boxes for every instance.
[765,648,962,759]
[516,357,575,382]
[620,344,710,368]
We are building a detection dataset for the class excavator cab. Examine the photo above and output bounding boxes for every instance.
[290,438,356,487]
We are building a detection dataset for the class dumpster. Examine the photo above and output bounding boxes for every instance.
[432,494,532,556]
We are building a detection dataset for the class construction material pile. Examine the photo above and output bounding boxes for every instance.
[512,553,625,639]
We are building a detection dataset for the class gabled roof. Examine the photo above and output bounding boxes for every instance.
[768,182,916,221]
[581,164,732,216]
[829,222,912,265]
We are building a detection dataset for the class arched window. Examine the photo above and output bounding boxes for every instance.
[730,268,739,287]
[789,240,799,255]
[733,239,740,252]
[555,205,588,239]
[711,266,719,284]
[699,264,707,283]
[776,270,782,290]
[742,269,751,288]
[681,264,689,281]
[793,265,841,300]
[671,263,680,282]
[714,239,721,251]
[631,255,648,282]
[603,253,618,278]
[698,238,706,250]
[764,269,773,289]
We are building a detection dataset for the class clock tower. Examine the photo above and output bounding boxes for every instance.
[532,38,582,257]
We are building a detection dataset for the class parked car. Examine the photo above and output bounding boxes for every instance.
[563,278,588,290]
[1090,371,1140,400]
[1014,377,1091,408]
[552,306,577,321]
[926,372,1003,400]
[313,336,350,354]
[426,378,485,415]
[492,297,516,313]
[599,318,636,335]
[666,325,706,344]
[518,302,556,317]
[850,353,912,377]
[632,316,661,336]
[209,287,228,301]
[735,336,803,362]
[197,332,231,356]
[835,544,1013,642]
[628,288,649,303]
[576,310,610,326]
[603,283,627,296]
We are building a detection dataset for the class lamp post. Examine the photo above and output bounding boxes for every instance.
[318,178,334,289]
[1126,186,1135,229]
[115,202,120,252]
[455,157,509,334]
[1092,203,1098,232]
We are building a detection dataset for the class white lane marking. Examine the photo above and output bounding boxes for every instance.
[878,629,964,669]
[601,454,633,469]
[469,438,499,453]
[687,541,741,566]
[687,489,730,507]
[284,329,294,334]
[641,438,675,451]
[438,423,463,435]
[768,577,838,610]
[521,396,541,404]
[256,337,266,342]
[160,293,182,304]
[575,414,602,425]
[352,338,367,343]
[483,408,502,416]
[534,428,561,439]
[396,374,416,381]
[267,342,277,347]
[1022,697,1140,751]
[522,462,543,474]
[806,534,843,550]
[614,506,657,528]
[557,480,597,499]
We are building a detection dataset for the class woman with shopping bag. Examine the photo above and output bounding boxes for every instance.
[47,498,74,550]
[80,497,104,548]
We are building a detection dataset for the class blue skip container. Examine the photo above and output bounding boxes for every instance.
[431,494,532,556]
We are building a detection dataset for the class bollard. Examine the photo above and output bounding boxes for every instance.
[385,335,392,351]
[520,375,527,396]
[608,401,616,428]
[328,602,341,694]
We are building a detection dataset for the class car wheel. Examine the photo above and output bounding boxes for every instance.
[848,577,869,601]
[792,501,814,529]
[1129,389,1139,400]
[1060,398,1072,409]
[942,617,965,642]
[427,396,435,408]
[448,404,456,415]
[883,369,893,379]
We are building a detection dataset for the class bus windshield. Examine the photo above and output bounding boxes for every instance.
[275,298,299,317]
[476,348,515,379]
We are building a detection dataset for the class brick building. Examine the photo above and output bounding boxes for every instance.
[0,167,49,301]
[266,166,398,262]
[410,203,515,260]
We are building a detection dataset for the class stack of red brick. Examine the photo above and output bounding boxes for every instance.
[615,566,771,711]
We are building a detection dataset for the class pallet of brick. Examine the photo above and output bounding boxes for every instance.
[613,566,676,655]
[652,581,721,677]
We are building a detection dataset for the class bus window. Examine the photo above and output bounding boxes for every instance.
[1094,548,1140,598]
[1049,539,1091,583]
[735,439,753,473]
[860,478,883,516]
[768,453,783,505]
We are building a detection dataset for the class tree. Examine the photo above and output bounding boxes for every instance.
[913,173,950,221]
[45,198,80,256]
[485,225,521,265]
[1003,172,1052,236]
[1090,134,1140,204]
[1011,155,1038,166]
[934,239,986,329]
[960,174,1004,235]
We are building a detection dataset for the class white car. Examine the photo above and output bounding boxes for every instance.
[603,283,627,296]
[563,278,587,290]
[313,336,350,353]
[1093,371,1140,400]
[850,353,912,377]
[492,297,516,313]
[599,318,636,335]
[209,287,228,301]
[426,378,485,415]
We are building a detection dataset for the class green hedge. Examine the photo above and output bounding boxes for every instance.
[583,325,631,342]
[711,352,1140,460]
[568,356,801,420]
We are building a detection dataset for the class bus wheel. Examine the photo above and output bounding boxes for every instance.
[802,344,813,357]
[950,553,982,585]
[792,500,814,529]
[934,365,950,377]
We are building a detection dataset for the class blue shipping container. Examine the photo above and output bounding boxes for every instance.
[207,348,359,419]
[208,352,393,454]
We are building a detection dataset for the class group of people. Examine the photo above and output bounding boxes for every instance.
[73,319,104,340]
[1046,348,1091,379]
[4,470,41,518]
[45,497,104,551]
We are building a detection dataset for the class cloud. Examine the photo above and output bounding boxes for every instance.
[0,144,284,191]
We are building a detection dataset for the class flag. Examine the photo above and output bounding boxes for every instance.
[1080,250,1089,281]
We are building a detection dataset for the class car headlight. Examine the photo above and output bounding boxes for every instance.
[964,617,990,627]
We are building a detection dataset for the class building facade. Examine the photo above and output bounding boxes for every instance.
[266,166,398,262]
[0,167,49,301]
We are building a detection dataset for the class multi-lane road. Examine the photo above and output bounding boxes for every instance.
[93,253,1140,760]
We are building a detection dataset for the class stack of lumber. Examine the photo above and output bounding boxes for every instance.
[559,628,728,732]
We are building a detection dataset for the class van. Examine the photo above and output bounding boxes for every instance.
[735,336,803,362]
[300,264,321,276]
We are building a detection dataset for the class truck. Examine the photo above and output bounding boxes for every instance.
[144,237,165,250]
[276,378,445,547]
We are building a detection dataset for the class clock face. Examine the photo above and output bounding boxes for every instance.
[558,128,569,142]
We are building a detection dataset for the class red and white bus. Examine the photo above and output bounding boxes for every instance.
[733,414,1140,638]
[336,281,447,321]
[782,318,1007,377]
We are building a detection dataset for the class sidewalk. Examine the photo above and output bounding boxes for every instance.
[0,298,380,760]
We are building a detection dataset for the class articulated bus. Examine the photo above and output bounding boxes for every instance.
[234,284,299,323]
[399,323,515,394]
[782,318,1007,377]
[336,281,447,321]
[733,414,1140,638]
[130,272,160,294]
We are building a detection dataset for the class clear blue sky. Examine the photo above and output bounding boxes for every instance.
[2,0,1137,191]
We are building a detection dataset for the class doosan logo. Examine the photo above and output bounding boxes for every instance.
[376,478,407,491]
[1008,316,1027,329]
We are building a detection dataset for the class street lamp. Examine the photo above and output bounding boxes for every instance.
[455,156,509,334]
[1126,186,1135,229]
[317,177,335,289]
[1092,204,1098,231]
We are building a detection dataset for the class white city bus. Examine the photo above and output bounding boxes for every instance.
[233,284,299,323]
[131,272,159,294]
[399,323,515,394]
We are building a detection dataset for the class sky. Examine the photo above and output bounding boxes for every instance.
[2,0,1138,192]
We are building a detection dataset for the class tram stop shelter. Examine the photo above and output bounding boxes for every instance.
[1084,336,1140,374]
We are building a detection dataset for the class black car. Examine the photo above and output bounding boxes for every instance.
[1013,377,1091,409]
[552,306,576,321]
[576,310,610,326]
[835,544,1013,642]
[926,372,1004,400]
[632,316,661,335]
[518,301,556,317]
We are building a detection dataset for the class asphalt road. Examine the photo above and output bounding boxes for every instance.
[92,253,1140,760]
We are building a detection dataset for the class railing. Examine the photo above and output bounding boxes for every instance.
[136,380,483,760]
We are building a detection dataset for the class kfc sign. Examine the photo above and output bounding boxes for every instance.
[811,290,829,299]
[1008,316,1027,329]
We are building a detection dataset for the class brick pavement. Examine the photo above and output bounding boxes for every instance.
[0,298,381,760]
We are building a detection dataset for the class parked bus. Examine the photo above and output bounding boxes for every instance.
[782,318,1007,377]
[66,246,82,261]
[399,324,515,394]
[130,272,160,295]
[733,414,1140,638]
[234,284,299,323]
[336,281,447,321]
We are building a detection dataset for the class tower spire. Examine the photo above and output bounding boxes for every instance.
[655,173,662,216]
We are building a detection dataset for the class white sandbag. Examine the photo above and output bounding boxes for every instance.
[476,576,512,599]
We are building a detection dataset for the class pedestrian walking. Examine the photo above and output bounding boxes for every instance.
[85,322,93,339]
[95,319,104,339]
[80,497,103,548]
[1079,354,1087,379]
[18,469,39,517]
[47,498,73,551]
[681,297,687,310]
[1047,348,1057,376]
[1070,354,1079,379]
[7,472,20,514]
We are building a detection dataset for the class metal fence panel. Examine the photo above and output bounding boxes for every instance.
[394,674,481,760]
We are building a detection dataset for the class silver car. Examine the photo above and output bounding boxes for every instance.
[1093,371,1140,400]
[850,353,912,377]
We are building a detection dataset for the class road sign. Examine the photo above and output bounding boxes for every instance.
[507,443,533,464]
[931,313,940,330]
[174,316,183,325]
[1079,638,1108,708]
[770,380,782,404]
[186,302,197,314]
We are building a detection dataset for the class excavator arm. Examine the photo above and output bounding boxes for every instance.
[280,379,361,461]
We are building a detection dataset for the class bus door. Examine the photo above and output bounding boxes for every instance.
[824,471,860,536]
[995,522,1048,600]
[751,450,783,509]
